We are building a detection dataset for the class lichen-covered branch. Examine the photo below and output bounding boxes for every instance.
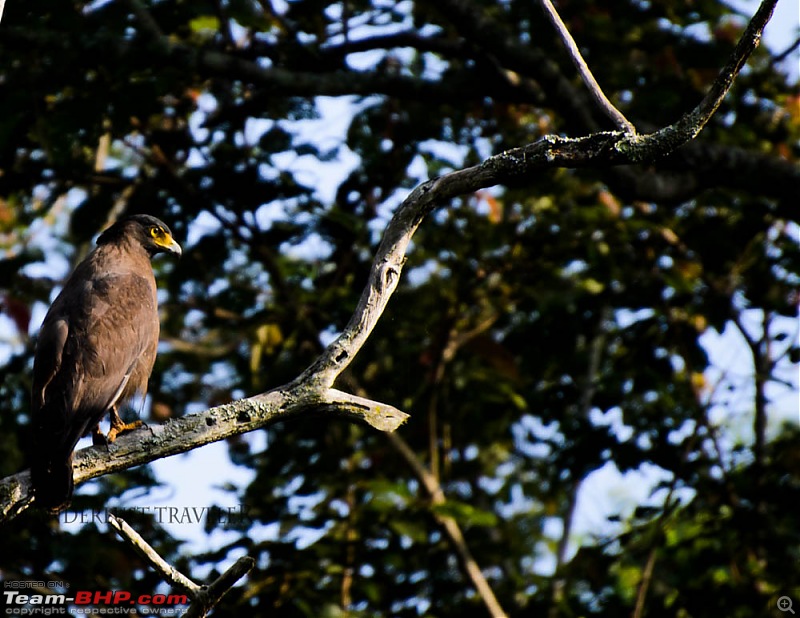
[0,388,407,522]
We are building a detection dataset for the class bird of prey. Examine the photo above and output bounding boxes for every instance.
[30,214,181,512]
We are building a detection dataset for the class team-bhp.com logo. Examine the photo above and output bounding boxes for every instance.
[4,586,188,615]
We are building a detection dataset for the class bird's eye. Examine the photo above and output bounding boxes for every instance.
[150,227,161,238]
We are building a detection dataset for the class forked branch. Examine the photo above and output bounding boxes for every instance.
[108,514,254,617]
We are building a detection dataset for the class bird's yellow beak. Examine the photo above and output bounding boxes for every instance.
[156,233,182,257]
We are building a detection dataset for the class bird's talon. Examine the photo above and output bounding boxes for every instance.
[106,419,143,444]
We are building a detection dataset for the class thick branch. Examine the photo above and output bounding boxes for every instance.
[0,388,407,522]
[607,142,800,209]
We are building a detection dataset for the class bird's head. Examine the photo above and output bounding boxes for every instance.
[97,214,182,258]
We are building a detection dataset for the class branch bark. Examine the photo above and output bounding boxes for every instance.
[0,388,407,523]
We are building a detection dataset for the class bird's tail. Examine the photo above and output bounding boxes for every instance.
[30,448,75,513]
[30,399,81,513]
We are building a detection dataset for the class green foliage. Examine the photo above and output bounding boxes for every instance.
[0,0,797,616]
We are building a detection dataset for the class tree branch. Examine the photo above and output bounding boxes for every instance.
[631,546,658,618]
[0,388,407,523]
[387,432,508,618]
[184,557,255,618]
[435,0,601,130]
[108,513,254,617]
[4,4,796,208]
[108,513,201,596]
[637,0,778,155]
[538,0,635,133]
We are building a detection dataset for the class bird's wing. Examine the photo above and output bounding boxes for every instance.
[34,270,158,455]
[31,317,68,415]
[70,272,159,436]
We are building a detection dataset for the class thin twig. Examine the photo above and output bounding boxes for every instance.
[629,477,679,618]
[387,432,509,618]
[632,546,658,618]
[108,513,201,595]
[538,0,635,133]
[109,513,255,617]
[730,309,773,470]
[772,35,800,65]
[639,0,778,154]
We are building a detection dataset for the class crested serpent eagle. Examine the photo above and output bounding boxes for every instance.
[30,215,181,512]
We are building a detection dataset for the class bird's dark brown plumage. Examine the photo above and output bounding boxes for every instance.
[30,215,181,512]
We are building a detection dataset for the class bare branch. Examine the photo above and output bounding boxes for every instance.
[108,513,254,617]
[773,35,800,64]
[632,547,658,618]
[387,432,509,618]
[287,0,779,381]
[108,513,201,596]
[640,0,779,154]
[185,557,255,618]
[0,388,407,522]
[538,0,635,133]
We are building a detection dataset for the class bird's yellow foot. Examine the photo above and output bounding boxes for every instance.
[104,407,144,444]
[106,417,143,444]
